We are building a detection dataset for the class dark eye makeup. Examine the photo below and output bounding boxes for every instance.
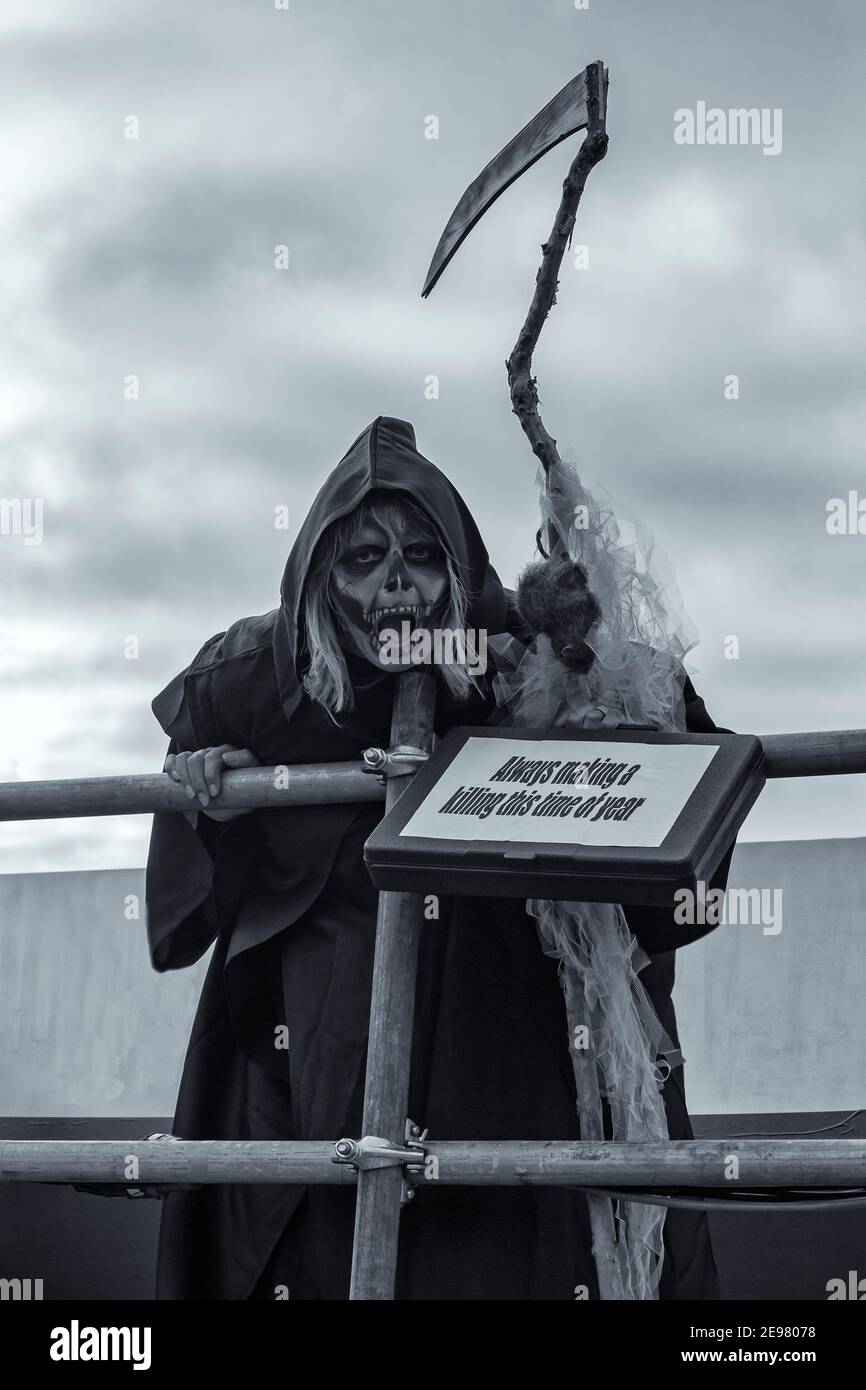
[404,543,442,563]
[340,541,443,567]
[341,545,385,567]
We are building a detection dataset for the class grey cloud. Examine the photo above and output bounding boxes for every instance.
[2,0,865,871]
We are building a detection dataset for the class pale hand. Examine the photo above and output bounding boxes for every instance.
[164,744,259,821]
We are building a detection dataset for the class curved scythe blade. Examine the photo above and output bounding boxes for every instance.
[421,64,603,298]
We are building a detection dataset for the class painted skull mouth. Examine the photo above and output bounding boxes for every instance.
[365,602,434,649]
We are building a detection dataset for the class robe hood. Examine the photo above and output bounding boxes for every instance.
[272,416,507,723]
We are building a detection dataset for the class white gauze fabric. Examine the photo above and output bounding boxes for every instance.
[490,453,700,1300]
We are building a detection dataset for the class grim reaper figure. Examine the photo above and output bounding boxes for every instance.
[145,415,731,1300]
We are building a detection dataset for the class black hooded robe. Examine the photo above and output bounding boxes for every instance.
[145,418,726,1301]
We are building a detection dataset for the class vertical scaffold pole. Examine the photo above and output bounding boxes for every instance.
[349,669,437,1300]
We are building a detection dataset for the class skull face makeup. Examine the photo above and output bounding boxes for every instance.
[328,495,450,670]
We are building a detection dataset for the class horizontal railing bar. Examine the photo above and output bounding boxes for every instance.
[759,728,866,778]
[0,1140,353,1185]
[417,1138,866,1186]
[0,764,385,821]
[2,1139,865,1186]
[0,729,863,823]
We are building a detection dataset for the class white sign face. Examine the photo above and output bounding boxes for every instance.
[400,736,719,849]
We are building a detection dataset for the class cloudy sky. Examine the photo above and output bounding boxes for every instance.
[1,0,864,873]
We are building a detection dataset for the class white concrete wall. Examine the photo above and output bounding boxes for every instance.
[0,837,863,1117]
[0,868,206,1116]
[675,837,866,1114]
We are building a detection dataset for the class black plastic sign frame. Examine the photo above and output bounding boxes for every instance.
[364,726,766,906]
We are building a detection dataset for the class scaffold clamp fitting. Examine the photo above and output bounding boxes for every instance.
[361,745,429,782]
[332,1121,428,1205]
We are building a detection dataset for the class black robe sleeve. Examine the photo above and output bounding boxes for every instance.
[144,637,259,973]
[625,673,735,955]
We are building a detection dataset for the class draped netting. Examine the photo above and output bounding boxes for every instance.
[488,452,700,1299]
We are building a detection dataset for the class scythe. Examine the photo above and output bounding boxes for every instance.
[422,59,609,518]
[420,63,677,1303]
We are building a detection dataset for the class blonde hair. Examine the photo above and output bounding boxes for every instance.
[300,492,480,715]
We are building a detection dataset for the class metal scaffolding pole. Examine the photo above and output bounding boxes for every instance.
[3,1138,866,1188]
[1,719,864,1301]
[0,762,384,820]
[348,670,437,1300]
[0,728,863,824]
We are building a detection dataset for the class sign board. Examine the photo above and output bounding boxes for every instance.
[364,727,765,907]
